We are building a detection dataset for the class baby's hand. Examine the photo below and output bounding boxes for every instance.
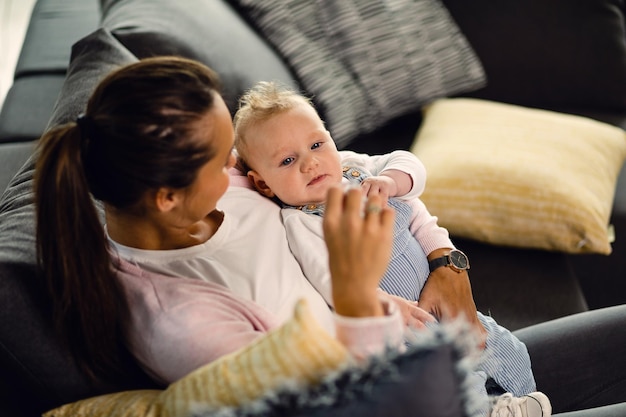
[377,290,436,329]
[361,176,397,206]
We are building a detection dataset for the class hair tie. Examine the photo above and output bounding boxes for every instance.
[76,113,91,137]
[76,113,95,159]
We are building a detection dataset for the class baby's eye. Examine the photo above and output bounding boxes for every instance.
[311,142,322,150]
[281,157,294,166]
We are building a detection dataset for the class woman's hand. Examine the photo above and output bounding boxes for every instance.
[323,185,395,318]
[418,250,487,348]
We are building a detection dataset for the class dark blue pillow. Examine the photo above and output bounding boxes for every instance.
[206,340,471,417]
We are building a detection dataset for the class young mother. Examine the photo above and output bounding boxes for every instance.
[34,56,626,416]
[34,56,413,385]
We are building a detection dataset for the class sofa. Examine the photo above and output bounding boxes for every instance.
[1,0,625,416]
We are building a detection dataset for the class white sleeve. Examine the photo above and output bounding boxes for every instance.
[339,150,426,199]
[281,209,334,307]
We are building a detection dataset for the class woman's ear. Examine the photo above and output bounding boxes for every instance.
[154,187,180,212]
[248,170,275,198]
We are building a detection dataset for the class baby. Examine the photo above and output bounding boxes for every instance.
[233,81,551,417]
[234,83,453,305]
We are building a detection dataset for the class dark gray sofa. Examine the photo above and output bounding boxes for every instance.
[1,0,625,416]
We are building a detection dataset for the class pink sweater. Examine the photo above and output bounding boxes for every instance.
[113,255,404,385]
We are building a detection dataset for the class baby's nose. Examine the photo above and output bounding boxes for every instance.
[301,155,319,171]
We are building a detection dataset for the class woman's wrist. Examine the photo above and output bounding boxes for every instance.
[332,287,384,318]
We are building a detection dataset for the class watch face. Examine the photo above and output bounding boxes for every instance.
[449,250,469,269]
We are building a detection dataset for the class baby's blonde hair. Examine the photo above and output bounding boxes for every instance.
[234,81,317,169]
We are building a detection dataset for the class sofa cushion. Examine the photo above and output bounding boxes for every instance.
[0,76,67,144]
[14,0,100,77]
[411,98,626,255]
[100,0,298,115]
[0,142,35,195]
[0,0,100,146]
[0,262,91,417]
[442,0,626,113]
[228,0,486,149]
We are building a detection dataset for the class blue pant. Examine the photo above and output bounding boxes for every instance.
[408,312,535,416]
[477,312,535,396]
[427,313,536,416]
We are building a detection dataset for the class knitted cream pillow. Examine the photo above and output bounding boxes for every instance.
[43,300,351,417]
[411,98,626,254]
[42,390,162,417]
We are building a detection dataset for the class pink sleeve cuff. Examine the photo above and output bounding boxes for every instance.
[333,296,405,360]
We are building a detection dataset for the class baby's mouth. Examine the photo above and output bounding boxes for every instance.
[308,174,326,186]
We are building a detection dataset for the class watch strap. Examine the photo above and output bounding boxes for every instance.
[428,256,450,273]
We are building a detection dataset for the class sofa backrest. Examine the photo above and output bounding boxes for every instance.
[442,0,626,115]
[0,0,101,144]
[101,0,298,117]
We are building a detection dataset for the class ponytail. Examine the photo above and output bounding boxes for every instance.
[34,56,222,384]
[34,123,132,383]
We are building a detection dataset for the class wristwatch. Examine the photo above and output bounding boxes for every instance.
[428,249,470,273]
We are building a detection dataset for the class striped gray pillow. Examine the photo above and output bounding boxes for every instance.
[230,0,486,148]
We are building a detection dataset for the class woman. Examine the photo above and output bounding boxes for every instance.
[34,56,408,385]
[34,56,626,417]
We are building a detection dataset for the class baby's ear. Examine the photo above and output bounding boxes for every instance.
[248,171,275,198]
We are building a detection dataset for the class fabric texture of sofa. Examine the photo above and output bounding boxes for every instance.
[1,0,625,416]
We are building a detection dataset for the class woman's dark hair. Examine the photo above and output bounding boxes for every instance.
[34,56,221,382]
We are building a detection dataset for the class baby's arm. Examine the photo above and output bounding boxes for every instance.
[340,149,453,252]
[340,150,426,202]
[407,197,455,255]
[360,170,410,204]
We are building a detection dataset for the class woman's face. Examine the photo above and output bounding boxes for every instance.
[182,94,236,221]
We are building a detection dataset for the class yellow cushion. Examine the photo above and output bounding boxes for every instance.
[43,300,350,417]
[42,390,162,417]
[160,299,350,416]
[410,98,626,254]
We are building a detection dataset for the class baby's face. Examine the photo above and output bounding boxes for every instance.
[245,101,342,206]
